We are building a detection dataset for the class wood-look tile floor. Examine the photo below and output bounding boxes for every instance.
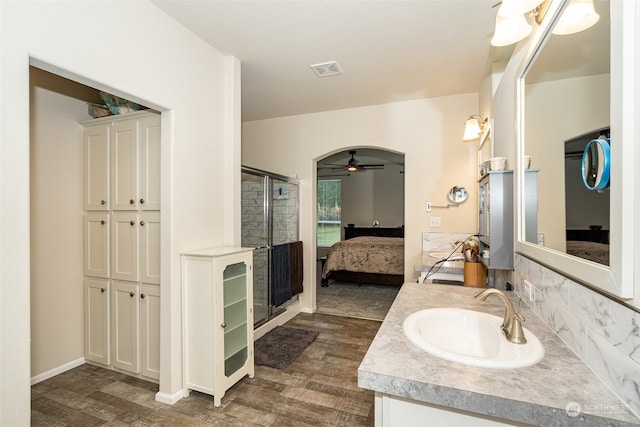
[31,313,380,426]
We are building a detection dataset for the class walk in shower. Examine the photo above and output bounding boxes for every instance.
[241,167,300,327]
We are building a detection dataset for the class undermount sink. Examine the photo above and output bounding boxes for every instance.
[428,251,464,261]
[403,308,544,369]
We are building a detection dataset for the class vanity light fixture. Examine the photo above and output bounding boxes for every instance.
[491,13,533,47]
[552,0,600,35]
[462,115,488,142]
[491,0,599,46]
[491,0,544,47]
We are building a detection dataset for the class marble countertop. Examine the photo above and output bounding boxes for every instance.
[358,283,640,426]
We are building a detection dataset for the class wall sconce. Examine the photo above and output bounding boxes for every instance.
[462,115,488,142]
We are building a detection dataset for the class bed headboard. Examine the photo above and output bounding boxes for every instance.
[344,226,404,240]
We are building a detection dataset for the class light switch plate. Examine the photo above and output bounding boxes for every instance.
[429,216,441,227]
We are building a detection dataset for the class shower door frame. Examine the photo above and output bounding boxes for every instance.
[241,166,300,328]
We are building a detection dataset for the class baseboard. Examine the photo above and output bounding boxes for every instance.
[31,357,85,385]
[155,389,185,405]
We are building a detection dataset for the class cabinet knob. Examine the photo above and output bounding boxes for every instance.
[101,288,105,293]
[101,220,105,225]
[101,200,106,205]
[130,220,135,226]
[140,293,146,299]
[129,292,135,297]
[140,198,145,204]
[130,199,135,204]
[221,323,227,328]
[140,221,145,226]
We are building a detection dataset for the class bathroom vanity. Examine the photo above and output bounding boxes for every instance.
[358,283,639,427]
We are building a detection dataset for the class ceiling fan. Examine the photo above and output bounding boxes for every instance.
[322,150,385,173]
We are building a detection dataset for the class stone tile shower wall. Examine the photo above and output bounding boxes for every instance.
[514,254,640,417]
[241,176,268,308]
[271,181,298,245]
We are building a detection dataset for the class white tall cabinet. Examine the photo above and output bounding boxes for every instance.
[82,111,161,382]
[181,247,255,407]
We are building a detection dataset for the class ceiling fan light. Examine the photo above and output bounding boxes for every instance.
[498,0,545,18]
[491,13,533,47]
[347,165,358,172]
[552,0,600,35]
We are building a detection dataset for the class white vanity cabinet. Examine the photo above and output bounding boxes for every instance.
[182,247,255,407]
[82,111,161,382]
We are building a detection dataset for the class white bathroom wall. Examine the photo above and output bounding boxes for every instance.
[1,1,239,423]
[242,94,479,310]
[29,70,87,378]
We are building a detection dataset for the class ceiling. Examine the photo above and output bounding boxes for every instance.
[152,0,498,122]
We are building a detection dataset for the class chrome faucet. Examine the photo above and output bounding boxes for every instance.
[475,289,527,344]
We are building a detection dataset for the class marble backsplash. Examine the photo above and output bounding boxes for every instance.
[514,254,640,419]
[421,232,513,289]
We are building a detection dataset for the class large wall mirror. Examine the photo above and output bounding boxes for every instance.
[516,0,637,306]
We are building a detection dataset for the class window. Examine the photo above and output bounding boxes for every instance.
[317,179,341,247]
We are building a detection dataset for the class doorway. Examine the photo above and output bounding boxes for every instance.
[315,148,405,319]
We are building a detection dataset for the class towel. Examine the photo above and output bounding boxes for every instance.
[270,244,292,306]
[289,241,303,297]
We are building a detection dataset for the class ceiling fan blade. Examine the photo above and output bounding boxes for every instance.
[358,164,384,168]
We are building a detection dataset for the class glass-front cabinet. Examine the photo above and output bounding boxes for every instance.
[222,262,249,377]
[181,247,255,407]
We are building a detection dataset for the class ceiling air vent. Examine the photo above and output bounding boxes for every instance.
[310,61,342,78]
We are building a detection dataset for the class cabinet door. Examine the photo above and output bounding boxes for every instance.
[140,212,160,285]
[140,284,160,380]
[84,212,110,278]
[84,124,109,210]
[139,116,161,210]
[111,280,140,373]
[85,278,110,365]
[221,260,252,379]
[111,212,140,282]
[111,120,139,210]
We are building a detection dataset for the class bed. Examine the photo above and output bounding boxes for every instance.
[321,227,404,286]
[566,241,609,266]
[565,229,609,266]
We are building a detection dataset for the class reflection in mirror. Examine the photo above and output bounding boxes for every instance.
[523,0,610,265]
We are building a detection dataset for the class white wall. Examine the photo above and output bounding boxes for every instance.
[0,2,240,424]
[336,164,404,235]
[29,70,87,378]
[242,94,479,311]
